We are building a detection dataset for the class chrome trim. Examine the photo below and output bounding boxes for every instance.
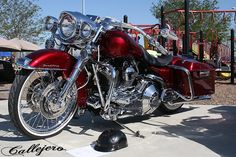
[80,22,93,39]
[17,57,31,65]
[104,66,117,112]
[195,95,211,100]
[161,65,194,102]
[173,95,212,105]
[92,25,103,43]
[97,45,101,62]
[58,11,97,45]
[199,71,210,77]
[142,84,160,114]
[92,64,105,107]
[87,100,101,109]
[44,16,58,33]
[58,12,78,41]
[160,28,178,41]
[77,67,91,90]
[59,49,90,104]
[145,74,165,89]
[96,63,117,111]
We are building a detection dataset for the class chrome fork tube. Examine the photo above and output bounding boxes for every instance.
[92,64,105,107]
[59,50,89,103]
[92,63,117,111]
[102,65,117,111]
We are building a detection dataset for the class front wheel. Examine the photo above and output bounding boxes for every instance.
[8,70,78,139]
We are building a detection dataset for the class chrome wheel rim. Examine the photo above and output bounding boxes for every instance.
[17,70,77,137]
[162,102,183,110]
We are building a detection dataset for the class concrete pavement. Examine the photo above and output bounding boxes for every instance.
[1,100,236,157]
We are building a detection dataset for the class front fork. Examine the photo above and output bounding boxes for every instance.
[58,48,90,106]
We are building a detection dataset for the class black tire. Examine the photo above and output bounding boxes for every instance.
[8,70,34,137]
[8,70,77,139]
[158,103,183,114]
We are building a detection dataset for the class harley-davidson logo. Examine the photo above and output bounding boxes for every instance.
[42,64,60,68]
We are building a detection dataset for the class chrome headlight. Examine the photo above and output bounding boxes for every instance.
[81,22,92,38]
[45,16,58,33]
[58,11,97,45]
[59,13,78,41]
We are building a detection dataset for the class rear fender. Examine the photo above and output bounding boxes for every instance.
[17,49,88,107]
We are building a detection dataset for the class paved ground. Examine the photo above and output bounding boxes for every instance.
[0,84,10,100]
[1,99,236,157]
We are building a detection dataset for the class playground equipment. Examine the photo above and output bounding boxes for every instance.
[160,1,236,83]
[125,1,236,83]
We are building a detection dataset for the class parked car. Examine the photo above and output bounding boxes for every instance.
[0,59,15,84]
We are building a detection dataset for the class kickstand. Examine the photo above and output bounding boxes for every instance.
[114,121,145,138]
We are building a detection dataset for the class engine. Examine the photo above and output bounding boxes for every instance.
[111,78,161,116]
[87,59,162,120]
[110,60,161,116]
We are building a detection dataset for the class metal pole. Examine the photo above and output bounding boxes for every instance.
[161,6,165,47]
[182,34,185,55]
[123,15,128,23]
[231,29,235,84]
[161,6,165,28]
[123,15,128,33]
[199,30,204,62]
[82,0,85,14]
[173,40,177,56]
[184,0,190,55]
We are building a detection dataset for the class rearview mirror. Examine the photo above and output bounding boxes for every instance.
[160,28,178,41]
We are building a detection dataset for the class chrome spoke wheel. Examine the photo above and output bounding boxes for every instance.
[15,70,77,137]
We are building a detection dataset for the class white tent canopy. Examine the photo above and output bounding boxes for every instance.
[9,38,40,51]
[0,38,40,52]
[0,38,20,51]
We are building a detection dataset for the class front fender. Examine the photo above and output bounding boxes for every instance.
[17,49,88,107]
[17,49,76,70]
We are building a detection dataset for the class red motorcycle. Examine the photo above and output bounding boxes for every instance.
[8,11,215,139]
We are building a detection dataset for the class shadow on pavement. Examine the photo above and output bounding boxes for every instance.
[67,106,197,136]
[159,106,236,157]
[0,114,31,141]
[0,105,197,142]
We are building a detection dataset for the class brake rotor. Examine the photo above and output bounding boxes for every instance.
[40,82,67,119]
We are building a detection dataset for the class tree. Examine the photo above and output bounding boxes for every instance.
[0,0,44,44]
[150,0,232,41]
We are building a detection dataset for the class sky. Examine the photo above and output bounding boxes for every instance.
[35,0,236,25]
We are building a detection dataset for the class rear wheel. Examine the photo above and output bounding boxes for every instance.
[8,70,78,139]
[159,102,183,114]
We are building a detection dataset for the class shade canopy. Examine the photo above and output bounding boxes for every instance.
[0,38,21,51]
[0,38,40,52]
[9,38,40,51]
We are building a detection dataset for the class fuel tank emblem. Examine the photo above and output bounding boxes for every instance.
[43,64,60,68]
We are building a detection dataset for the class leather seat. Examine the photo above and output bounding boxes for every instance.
[140,46,173,67]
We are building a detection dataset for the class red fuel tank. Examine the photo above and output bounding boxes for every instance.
[99,30,143,58]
